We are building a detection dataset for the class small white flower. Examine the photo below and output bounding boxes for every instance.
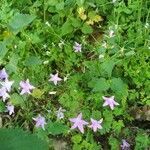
[102,41,107,48]
[109,30,115,37]
[14,45,17,49]
[58,40,65,48]
[64,74,70,81]
[43,44,47,48]
[112,0,117,3]
[46,51,51,55]
[145,23,149,29]
[43,60,49,64]
[49,91,57,95]
[45,21,50,27]
[99,54,104,59]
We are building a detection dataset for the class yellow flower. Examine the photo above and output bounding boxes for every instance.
[77,7,87,20]
[2,31,12,38]
[77,7,85,15]
[93,15,103,22]
[86,20,94,25]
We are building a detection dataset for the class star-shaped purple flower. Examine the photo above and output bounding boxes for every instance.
[1,79,14,92]
[20,79,35,95]
[6,104,14,115]
[73,42,82,52]
[49,73,62,85]
[121,139,130,150]
[69,113,88,133]
[33,114,47,130]
[88,118,103,132]
[0,87,10,102]
[102,96,119,110]
[0,68,8,80]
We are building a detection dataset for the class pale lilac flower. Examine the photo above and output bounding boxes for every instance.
[33,114,47,130]
[69,113,88,133]
[88,118,103,132]
[102,96,119,110]
[6,104,14,115]
[49,73,62,85]
[73,42,82,52]
[1,79,14,92]
[0,87,10,102]
[56,107,66,120]
[121,139,130,150]
[20,79,35,95]
[0,68,8,80]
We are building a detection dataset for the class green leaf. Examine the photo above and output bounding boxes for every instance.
[47,122,69,135]
[100,110,113,134]
[88,78,110,92]
[0,42,8,60]
[0,101,5,112]
[108,136,120,150]
[71,134,82,144]
[24,56,42,66]
[8,13,36,33]
[0,128,49,150]
[81,23,93,34]
[6,54,19,73]
[10,93,24,106]
[70,17,82,28]
[135,131,150,149]
[110,78,128,99]
[112,120,124,135]
[56,2,64,10]
[61,20,73,36]
[101,59,116,77]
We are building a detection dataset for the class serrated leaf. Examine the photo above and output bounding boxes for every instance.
[108,136,120,150]
[0,128,49,150]
[47,122,69,135]
[88,78,110,92]
[24,56,42,66]
[71,134,82,144]
[112,120,124,134]
[100,110,113,134]
[110,78,128,99]
[8,13,36,33]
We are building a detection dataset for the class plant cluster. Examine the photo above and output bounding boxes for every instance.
[0,0,150,149]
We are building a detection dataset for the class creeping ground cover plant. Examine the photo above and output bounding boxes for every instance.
[0,0,150,149]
